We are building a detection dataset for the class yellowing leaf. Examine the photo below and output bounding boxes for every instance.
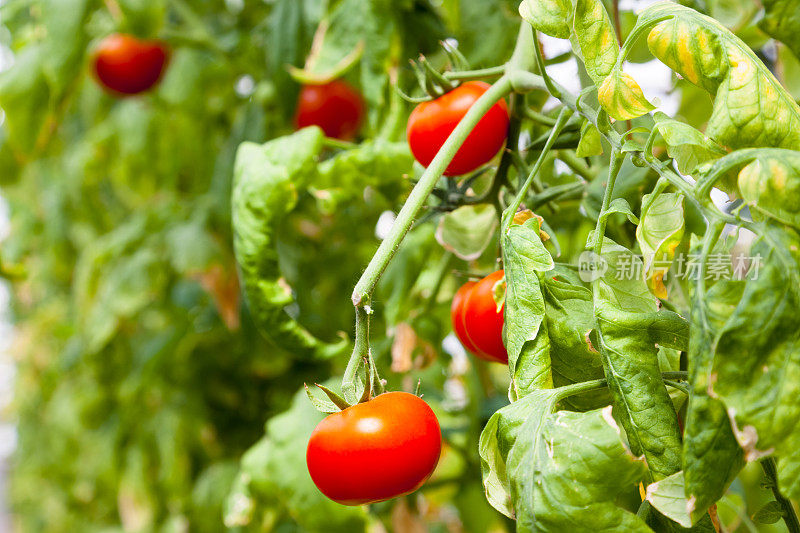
[598,71,656,120]
[639,3,800,151]
[573,0,620,85]
[737,149,800,228]
[636,193,685,299]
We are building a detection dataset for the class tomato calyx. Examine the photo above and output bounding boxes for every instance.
[396,41,481,104]
[306,356,398,414]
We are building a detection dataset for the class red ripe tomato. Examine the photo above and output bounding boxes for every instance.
[454,270,507,364]
[451,281,484,357]
[93,34,169,95]
[306,391,441,505]
[406,81,509,177]
[295,80,365,140]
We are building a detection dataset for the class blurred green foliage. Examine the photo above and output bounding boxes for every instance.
[0,0,520,531]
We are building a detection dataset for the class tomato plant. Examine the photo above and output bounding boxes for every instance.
[4,0,800,531]
[407,81,510,176]
[306,391,441,505]
[451,271,508,363]
[92,34,169,95]
[295,80,365,140]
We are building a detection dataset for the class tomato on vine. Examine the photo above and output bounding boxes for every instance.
[295,80,365,141]
[306,391,441,505]
[450,280,483,356]
[92,34,170,95]
[451,270,508,364]
[406,81,509,176]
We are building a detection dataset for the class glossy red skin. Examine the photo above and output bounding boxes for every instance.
[295,80,365,140]
[93,34,169,95]
[406,81,510,177]
[306,392,441,505]
[462,270,508,364]
[451,281,488,358]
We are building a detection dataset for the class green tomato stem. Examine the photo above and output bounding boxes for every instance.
[501,108,573,231]
[663,380,689,395]
[444,65,507,81]
[760,457,800,533]
[557,150,595,181]
[553,378,609,403]
[591,149,625,256]
[342,303,377,403]
[523,107,560,126]
[351,75,514,307]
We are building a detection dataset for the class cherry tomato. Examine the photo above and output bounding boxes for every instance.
[306,391,441,505]
[406,81,509,177]
[93,34,169,95]
[451,281,486,357]
[460,270,508,364]
[295,80,365,140]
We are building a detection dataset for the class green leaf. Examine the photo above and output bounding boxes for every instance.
[636,192,685,299]
[601,198,639,225]
[479,388,559,517]
[652,112,727,175]
[593,240,684,481]
[502,218,555,399]
[480,390,651,530]
[573,0,620,86]
[41,0,91,98]
[232,128,347,360]
[519,0,572,39]
[117,0,167,36]
[0,47,50,155]
[598,70,656,121]
[639,3,800,151]
[315,139,412,212]
[511,406,651,531]
[306,0,394,122]
[645,471,693,528]
[440,0,520,67]
[760,0,800,60]
[737,149,800,229]
[707,227,800,499]
[752,501,784,524]
[576,120,604,157]
[684,277,746,523]
[225,385,368,531]
[542,277,610,411]
[73,214,170,354]
[267,0,319,112]
[705,0,759,31]
[436,205,498,261]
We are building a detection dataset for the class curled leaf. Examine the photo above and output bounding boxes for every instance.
[598,71,656,121]
[639,3,800,151]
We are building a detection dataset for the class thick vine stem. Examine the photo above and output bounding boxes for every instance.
[342,303,383,403]
[351,74,514,307]
[760,457,800,533]
[592,150,625,256]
